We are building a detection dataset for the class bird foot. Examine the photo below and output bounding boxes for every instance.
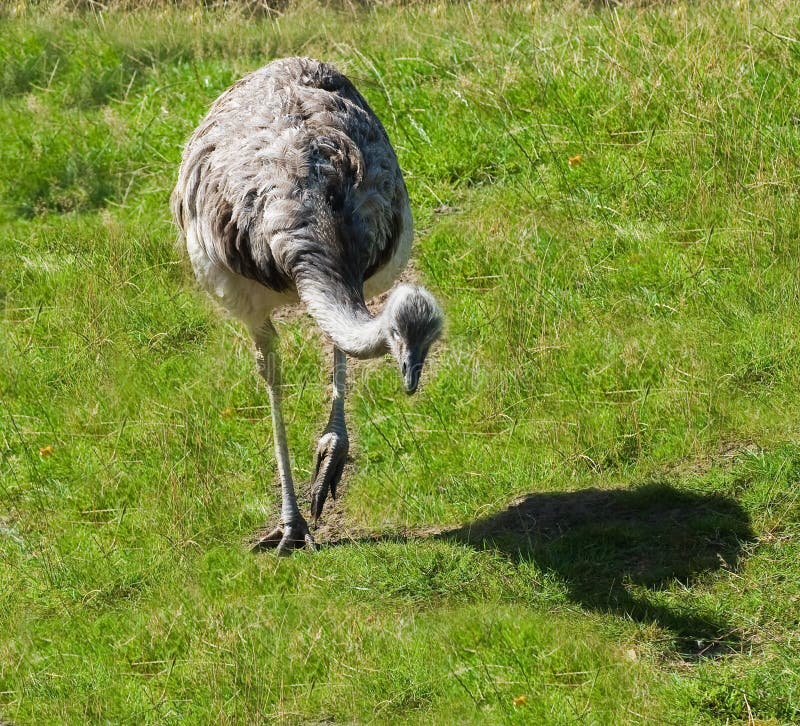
[310,429,348,523]
[252,518,316,556]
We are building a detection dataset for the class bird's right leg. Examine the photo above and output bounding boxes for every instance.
[250,321,315,555]
[310,346,349,523]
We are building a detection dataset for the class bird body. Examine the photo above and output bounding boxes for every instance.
[173,57,413,335]
[172,58,442,553]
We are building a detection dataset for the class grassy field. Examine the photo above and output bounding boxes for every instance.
[2,1,800,722]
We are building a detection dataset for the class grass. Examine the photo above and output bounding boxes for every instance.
[1,0,800,722]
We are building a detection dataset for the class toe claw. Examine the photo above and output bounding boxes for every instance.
[310,489,324,521]
[329,459,344,500]
[309,431,348,523]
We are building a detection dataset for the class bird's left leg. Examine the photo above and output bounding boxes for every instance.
[250,321,315,554]
[310,346,349,523]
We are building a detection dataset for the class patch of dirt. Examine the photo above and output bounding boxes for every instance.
[309,497,356,542]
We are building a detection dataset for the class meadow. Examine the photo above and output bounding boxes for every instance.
[1,1,799,722]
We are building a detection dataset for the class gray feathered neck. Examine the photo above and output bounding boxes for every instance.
[298,281,442,360]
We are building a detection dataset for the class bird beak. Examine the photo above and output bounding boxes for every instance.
[403,352,422,395]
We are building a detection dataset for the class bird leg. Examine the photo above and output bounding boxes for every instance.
[310,346,349,523]
[250,321,315,555]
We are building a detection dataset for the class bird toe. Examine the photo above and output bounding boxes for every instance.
[251,520,316,555]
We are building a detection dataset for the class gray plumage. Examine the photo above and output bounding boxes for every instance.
[172,57,443,553]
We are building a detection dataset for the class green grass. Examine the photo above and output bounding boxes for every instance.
[2,1,800,722]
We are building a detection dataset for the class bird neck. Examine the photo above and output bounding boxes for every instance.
[298,280,389,360]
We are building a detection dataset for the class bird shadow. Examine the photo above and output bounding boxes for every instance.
[323,482,755,658]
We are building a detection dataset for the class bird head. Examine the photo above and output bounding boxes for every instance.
[383,284,443,394]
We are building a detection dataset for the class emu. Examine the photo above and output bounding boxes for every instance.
[171,58,443,554]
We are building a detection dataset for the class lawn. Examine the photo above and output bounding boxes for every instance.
[1,1,800,723]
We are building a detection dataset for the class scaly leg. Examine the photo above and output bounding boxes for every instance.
[310,346,349,523]
[250,321,315,555]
